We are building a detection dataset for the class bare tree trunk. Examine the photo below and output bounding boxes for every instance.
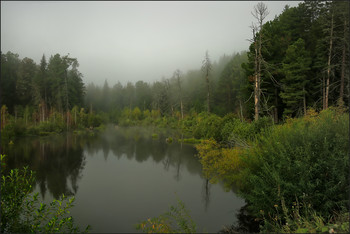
[14,107,17,123]
[325,12,334,109]
[175,72,183,118]
[228,85,231,112]
[322,76,326,109]
[274,88,278,123]
[180,100,184,120]
[254,34,259,121]
[65,71,69,130]
[239,99,244,121]
[339,18,346,105]
[206,75,210,113]
[303,87,307,115]
[44,85,47,121]
[1,107,6,129]
[251,2,268,121]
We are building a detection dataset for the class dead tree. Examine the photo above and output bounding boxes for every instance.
[251,2,269,120]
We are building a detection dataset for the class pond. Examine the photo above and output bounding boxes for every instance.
[2,126,245,233]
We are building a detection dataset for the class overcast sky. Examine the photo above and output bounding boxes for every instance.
[1,1,301,86]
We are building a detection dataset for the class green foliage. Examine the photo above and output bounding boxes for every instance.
[280,38,311,116]
[87,114,103,128]
[136,199,197,234]
[238,109,349,221]
[185,112,223,141]
[1,155,90,233]
[1,120,27,141]
[196,139,246,188]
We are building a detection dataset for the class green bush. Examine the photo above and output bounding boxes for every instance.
[1,120,27,141]
[190,112,223,140]
[0,155,90,233]
[88,114,103,127]
[238,109,349,221]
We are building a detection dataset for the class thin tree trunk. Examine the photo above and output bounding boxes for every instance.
[180,100,184,120]
[1,108,6,129]
[44,85,47,121]
[206,75,210,113]
[176,72,184,119]
[322,76,326,109]
[228,86,231,112]
[65,71,69,130]
[325,12,334,109]
[251,2,268,120]
[274,87,278,123]
[303,87,307,115]
[254,34,259,121]
[239,99,244,121]
[339,18,346,105]
[14,108,17,123]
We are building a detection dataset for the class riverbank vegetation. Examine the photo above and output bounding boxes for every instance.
[1,0,349,233]
[0,155,90,233]
[196,108,349,233]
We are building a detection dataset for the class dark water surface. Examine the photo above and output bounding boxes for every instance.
[2,126,245,233]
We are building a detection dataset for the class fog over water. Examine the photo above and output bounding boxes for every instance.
[1,1,301,86]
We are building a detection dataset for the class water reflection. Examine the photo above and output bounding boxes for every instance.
[202,179,211,211]
[1,126,205,200]
[1,126,246,232]
[2,134,87,199]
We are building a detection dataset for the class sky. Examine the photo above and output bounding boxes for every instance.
[1,1,301,86]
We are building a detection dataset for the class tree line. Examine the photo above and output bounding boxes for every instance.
[84,51,248,122]
[1,52,85,128]
[86,1,349,123]
[243,1,349,121]
[1,1,348,126]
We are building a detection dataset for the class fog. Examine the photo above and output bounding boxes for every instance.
[1,1,301,86]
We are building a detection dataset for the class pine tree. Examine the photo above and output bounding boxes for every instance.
[280,38,311,116]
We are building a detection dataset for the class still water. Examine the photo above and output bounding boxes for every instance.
[2,126,245,233]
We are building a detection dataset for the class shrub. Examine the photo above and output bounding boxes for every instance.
[0,155,90,233]
[88,114,102,127]
[238,109,349,220]
[1,120,27,141]
[190,112,223,140]
[196,139,246,189]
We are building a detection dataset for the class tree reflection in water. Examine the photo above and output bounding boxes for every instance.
[1,125,245,231]
[2,133,88,199]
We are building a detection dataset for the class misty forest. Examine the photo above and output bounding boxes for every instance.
[1,1,349,233]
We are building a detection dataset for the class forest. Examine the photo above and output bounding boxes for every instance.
[1,1,349,233]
